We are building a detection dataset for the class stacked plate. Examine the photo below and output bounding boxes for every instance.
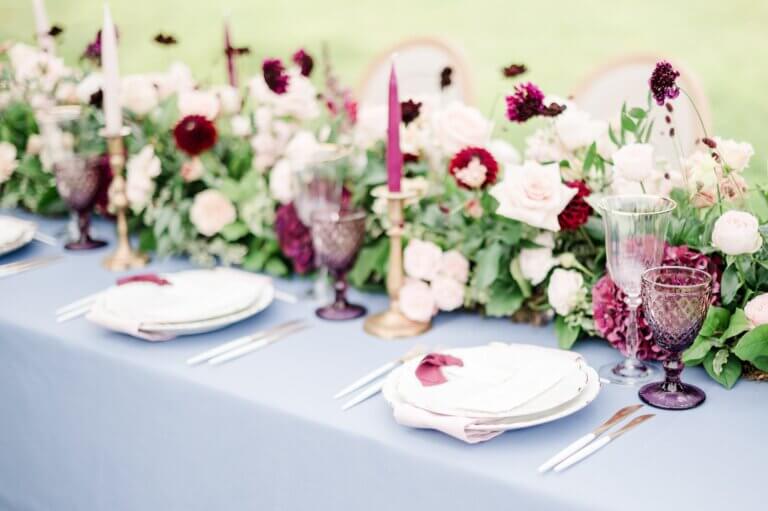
[381,343,600,443]
[0,216,36,256]
[86,268,274,341]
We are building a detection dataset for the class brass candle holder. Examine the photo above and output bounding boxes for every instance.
[101,127,149,271]
[363,188,431,339]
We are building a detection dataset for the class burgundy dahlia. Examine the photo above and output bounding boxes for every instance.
[173,115,218,156]
[274,203,315,275]
[592,244,723,361]
[440,66,453,89]
[502,63,527,78]
[263,58,290,94]
[292,49,314,77]
[448,147,499,190]
[558,181,592,230]
[505,82,565,123]
[401,99,422,125]
[649,61,680,106]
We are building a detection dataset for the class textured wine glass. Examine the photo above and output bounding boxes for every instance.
[53,156,107,250]
[639,266,711,409]
[599,195,676,385]
[310,209,367,320]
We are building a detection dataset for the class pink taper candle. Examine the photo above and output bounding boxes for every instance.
[386,58,402,193]
[101,4,122,135]
[224,16,237,87]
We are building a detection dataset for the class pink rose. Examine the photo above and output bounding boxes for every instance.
[431,276,465,311]
[404,239,443,281]
[181,157,204,182]
[399,279,436,322]
[438,250,469,283]
[189,189,236,237]
[745,294,768,329]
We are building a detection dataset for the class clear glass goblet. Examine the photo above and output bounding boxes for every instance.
[639,266,711,409]
[310,209,367,321]
[598,195,676,385]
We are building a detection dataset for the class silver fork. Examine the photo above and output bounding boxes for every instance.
[0,256,62,278]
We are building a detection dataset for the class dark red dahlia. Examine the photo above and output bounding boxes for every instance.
[448,147,499,190]
[274,203,315,275]
[82,30,104,63]
[649,61,680,106]
[502,63,527,78]
[292,49,314,77]
[401,99,422,125]
[173,115,218,156]
[440,66,453,89]
[505,82,564,123]
[263,58,290,94]
[558,181,593,230]
[592,244,723,361]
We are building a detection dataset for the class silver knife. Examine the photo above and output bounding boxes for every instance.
[553,414,656,472]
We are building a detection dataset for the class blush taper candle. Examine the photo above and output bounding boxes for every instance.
[101,4,122,135]
[386,58,402,193]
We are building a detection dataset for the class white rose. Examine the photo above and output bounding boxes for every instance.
[554,108,607,151]
[489,160,577,231]
[0,142,19,184]
[250,132,280,171]
[431,276,465,311]
[76,73,103,104]
[8,43,68,91]
[180,158,204,182]
[488,139,520,167]
[25,134,43,156]
[254,107,273,132]
[399,279,436,322]
[55,81,78,104]
[250,70,319,120]
[744,294,768,329]
[284,130,320,170]
[151,61,196,100]
[547,268,584,316]
[120,75,159,117]
[711,210,763,255]
[612,143,654,182]
[438,250,469,283]
[189,190,237,237]
[518,232,557,285]
[433,102,491,155]
[404,239,443,281]
[524,128,568,163]
[354,104,387,149]
[230,115,251,137]
[269,159,295,204]
[212,85,241,115]
[125,145,161,210]
[714,137,753,172]
[612,167,683,198]
[178,90,220,120]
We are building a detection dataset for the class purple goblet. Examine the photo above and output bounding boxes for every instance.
[310,209,367,320]
[53,156,107,250]
[639,266,711,410]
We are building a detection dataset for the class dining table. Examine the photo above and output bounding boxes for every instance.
[0,211,763,511]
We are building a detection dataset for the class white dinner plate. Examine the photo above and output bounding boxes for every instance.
[0,216,35,256]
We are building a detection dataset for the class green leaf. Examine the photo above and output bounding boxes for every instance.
[720,264,741,305]
[485,283,523,317]
[733,324,768,371]
[703,349,742,389]
[555,316,580,350]
[582,142,597,172]
[683,337,714,366]
[473,242,503,289]
[629,107,647,119]
[138,228,157,252]
[509,257,532,298]
[699,306,731,337]
[348,237,388,288]
[721,309,750,340]
[219,221,249,242]
[264,257,289,277]
[621,112,637,132]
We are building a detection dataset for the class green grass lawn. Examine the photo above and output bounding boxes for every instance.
[1,0,766,176]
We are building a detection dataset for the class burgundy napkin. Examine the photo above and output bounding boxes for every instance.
[415,353,464,387]
[116,273,172,287]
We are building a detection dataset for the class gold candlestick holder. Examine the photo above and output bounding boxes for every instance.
[363,188,431,339]
[101,127,149,271]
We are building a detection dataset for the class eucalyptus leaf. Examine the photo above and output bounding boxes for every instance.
[473,242,503,289]
[555,316,580,350]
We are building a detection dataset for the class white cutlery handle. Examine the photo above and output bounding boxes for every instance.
[333,361,398,399]
[186,333,262,366]
[538,432,595,473]
[553,435,611,472]
[341,379,386,411]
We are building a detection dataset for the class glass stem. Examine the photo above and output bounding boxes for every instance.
[624,295,642,365]
[332,272,349,310]
[77,211,91,243]
[661,352,683,393]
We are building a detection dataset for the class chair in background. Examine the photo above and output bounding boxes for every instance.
[572,55,712,163]
[357,37,474,106]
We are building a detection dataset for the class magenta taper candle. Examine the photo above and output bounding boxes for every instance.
[386,60,402,193]
[224,17,237,87]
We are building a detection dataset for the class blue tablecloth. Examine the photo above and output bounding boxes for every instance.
[0,212,763,511]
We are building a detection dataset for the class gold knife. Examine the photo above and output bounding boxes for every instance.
[553,414,656,472]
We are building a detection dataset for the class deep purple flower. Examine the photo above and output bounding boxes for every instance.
[400,99,422,125]
[263,58,290,94]
[82,30,104,63]
[292,49,314,77]
[505,82,542,122]
[649,61,680,106]
[440,66,453,89]
[592,244,723,361]
[502,63,527,78]
[154,33,178,45]
[558,181,592,230]
[274,203,315,275]
[173,115,218,156]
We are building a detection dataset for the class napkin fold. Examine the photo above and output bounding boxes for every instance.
[391,400,503,444]
[85,307,174,342]
[415,353,464,386]
[116,273,172,287]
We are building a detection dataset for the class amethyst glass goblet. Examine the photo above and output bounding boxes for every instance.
[639,266,712,410]
[53,156,107,250]
[310,209,367,321]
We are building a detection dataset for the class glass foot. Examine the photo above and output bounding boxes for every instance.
[639,381,706,410]
[65,239,107,251]
[599,359,659,386]
[316,303,366,321]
